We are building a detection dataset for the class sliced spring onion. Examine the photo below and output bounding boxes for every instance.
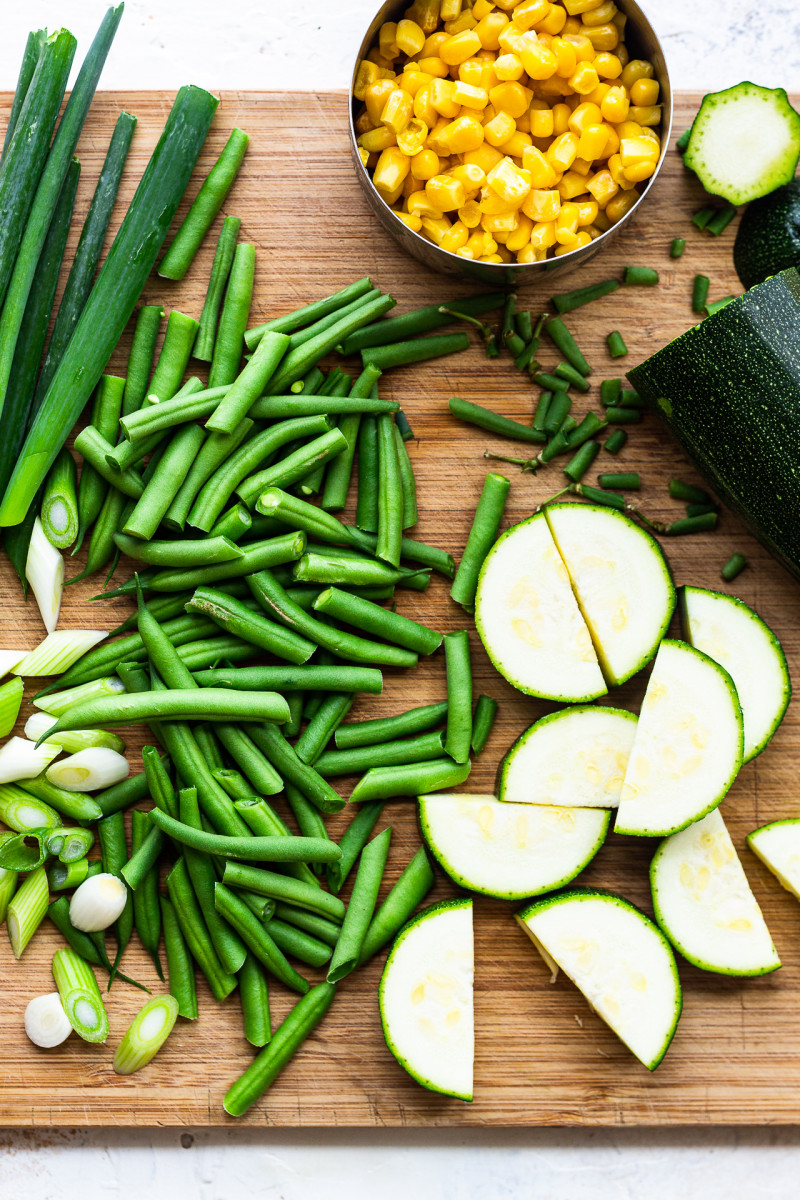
[24,712,125,754]
[0,782,62,831]
[8,865,49,957]
[0,650,26,678]
[47,747,130,792]
[25,517,63,633]
[69,871,129,932]
[0,831,48,871]
[13,629,107,677]
[24,992,72,1048]
[41,448,79,548]
[33,675,126,717]
[0,737,61,784]
[51,946,109,1042]
[45,825,94,864]
[0,677,23,737]
[113,993,179,1074]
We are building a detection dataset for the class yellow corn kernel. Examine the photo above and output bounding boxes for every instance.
[366,151,380,169]
[537,5,566,34]
[365,80,397,125]
[562,15,582,33]
[518,35,558,80]
[440,30,482,64]
[498,131,533,158]
[593,208,611,231]
[547,131,579,172]
[494,0,521,10]
[463,143,505,174]
[403,173,425,199]
[621,58,654,88]
[407,191,444,220]
[465,231,494,257]
[410,147,442,179]
[358,126,397,153]
[593,52,622,79]
[426,173,468,210]
[422,31,449,56]
[472,0,495,18]
[377,67,397,81]
[439,113,486,153]
[551,37,578,77]
[563,0,604,12]
[418,56,450,78]
[441,219,470,252]
[600,85,629,123]
[441,0,463,19]
[486,156,532,204]
[455,246,476,258]
[492,229,510,244]
[458,198,483,227]
[396,19,427,56]
[516,244,543,262]
[457,58,493,89]
[400,68,434,98]
[355,108,376,136]
[555,200,579,237]
[495,53,524,80]
[481,209,520,233]
[379,22,400,60]
[355,60,380,102]
[421,215,453,244]
[497,24,523,53]
[381,89,414,135]
[557,169,590,199]
[395,210,423,232]
[616,42,629,67]
[538,75,575,99]
[397,118,429,155]
[564,33,595,61]
[607,153,636,190]
[574,197,599,224]
[555,229,591,254]
[430,78,461,117]
[530,219,557,248]
[427,115,454,153]
[619,135,659,166]
[373,147,411,201]
[623,160,655,183]
[584,82,611,107]
[525,188,562,221]
[503,212,532,249]
[601,123,620,155]
[522,144,559,187]
[452,81,488,109]
[552,102,571,134]
[452,162,486,190]
[616,119,642,138]
[630,105,661,127]
[358,145,370,168]
[576,123,608,160]
[606,188,639,222]
[569,63,599,94]
[527,108,552,138]
[582,0,617,23]
[475,11,509,50]
[479,185,519,213]
[483,110,517,146]
[512,0,551,30]
[413,84,438,126]
[408,0,441,34]
[444,11,477,35]
[583,23,618,51]
[631,79,660,111]
[568,101,602,133]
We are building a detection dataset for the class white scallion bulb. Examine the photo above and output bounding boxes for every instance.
[69,872,128,932]
[25,992,72,1048]
[46,747,130,791]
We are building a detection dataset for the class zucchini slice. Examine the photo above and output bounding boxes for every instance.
[475,513,607,703]
[516,888,682,1071]
[734,177,800,289]
[651,808,780,977]
[615,639,743,838]
[747,819,800,901]
[499,705,637,809]
[419,793,610,899]
[544,503,675,687]
[679,585,790,763]
[684,83,800,205]
[379,898,474,1102]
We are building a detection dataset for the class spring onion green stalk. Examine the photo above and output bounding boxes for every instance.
[13,630,107,678]
[52,946,109,1042]
[24,992,73,1048]
[0,832,48,871]
[0,676,23,737]
[69,872,128,932]
[1,29,47,164]
[25,517,63,633]
[47,748,130,792]
[24,712,125,754]
[113,993,179,1074]
[40,449,79,548]
[0,737,60,783]
[194,216,242,361]
[45,825,94,864]
[0,84,220,527]
[8,865,49,957]
[0,834,18,922]
[49,858,97,891]
[358,847,435,965]
[34,676,125,716]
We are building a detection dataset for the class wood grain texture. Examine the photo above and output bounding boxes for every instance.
[0,89,798,1128]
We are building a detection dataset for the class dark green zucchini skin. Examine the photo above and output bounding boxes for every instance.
[628,268,800,581]
[734,178,800,289]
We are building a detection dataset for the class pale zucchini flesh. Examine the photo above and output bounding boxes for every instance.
[517,888,682,1071]
[419,793,609,899]
[499,705,637,809]
[651,808,780,977]
[747,819,800,902]
[679,585,790,764]
[475,513,607,703]
[615,640,744,838]
[379,898,474,1102]
[545,503,675,688]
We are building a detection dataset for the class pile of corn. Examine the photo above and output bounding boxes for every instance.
[353,0,662,263]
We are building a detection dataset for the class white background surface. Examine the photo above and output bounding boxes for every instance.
[2,2,800,1196]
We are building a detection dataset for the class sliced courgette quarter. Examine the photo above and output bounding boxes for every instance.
[499,706,637,809]
[474,512,607,703]
[614,639,744,838]
[734,176,800,289]
[747,819,800,901]
[379,897,474,1102]
[679,585,790,764]
[516,888,682,1071]
[419,793,610,900]
[651,808,780,977]
[544,503,675,688]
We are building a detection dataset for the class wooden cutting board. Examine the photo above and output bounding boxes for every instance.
[1,89,798,1128]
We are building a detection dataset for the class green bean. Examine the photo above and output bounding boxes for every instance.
[228,788,320,888]
[335,703,446,753]
[40,688,290,737]
[393,422,418,530]
[223,980,337,1117]
[604,428,628,455]
[295,694,354,766]
[94,764,157,819]
[692,274,710,314]
[280,693,301,739]
[605,406,641,424]
[129,808,163,980]
[344,528,455,579]
[721,552,747,581]
[208,332,291,435]
[325,802,382,895]
[98,811,133,977]
[46,614,211,691]
[358,847,435,965]
[123,423,206,541]
[562,481,626,509]
[350,756,471,803]
[565,413,607,452]
[195,663,382,694]
[691,206,714,230]
[450,472,509,611]
[554,362,590,393]
[669,478,710,504]
[75,375,125,549]
[193,724,225,772]
[543,394,572,440]
[355,415,379,532]
[707,206,738,236]
[295,369,328,396]
[212,731,281,800]
[598,472,640,490]
[289,292,381,353]
[443,629,472,765]
[320,364,382,512]
[544,316,591,376]
[618,388,644,409]
[606,330,628,358]
[208,505,253,544]
[194,216,242,362]
[68,485,127,585]
[223,861,344,923]
[147,310,200,402]
[173,634,258,670]
[236,428,349,508]
[119,384,229,443]
[209,242,255,388]
[238,952,271,1047]
[551,278,619,314]
[248,393,398,420]
[247,569,418,668]
[327,826,392,984]
[316,730,445,778]
[563,439,600,483]
[670,236,686,258]
[623,265,659,286]
[313,587,441,656]
[214,882,309,993]
[165,419,253,533]
[705,295,737,317]
[114,532,244,568]
[246,278,373,349]
[272,903,339,947]
[599,378,621,408]
[74,426,145,498]
[121,305,164,417]
[159,128,249,280]
[160,895,197,1019]
[668,512,718,535]
[121,818,163,890]
[337,292,502,355]
[361,329,470,373]
[151,808,338,865]
[266,294,395,394]
[264,918,332,968]
[255,486,353,546]
[167,857,237,1001]
[248,723,345,815]
[471,694,498,756]
[292,552,428,593]
[187,587,315,664]
[141,533,307,592]
[448,395,545,443]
